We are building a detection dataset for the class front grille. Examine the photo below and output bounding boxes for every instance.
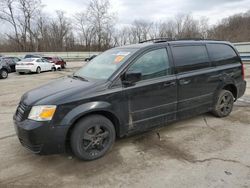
[16,102,30,121]
[19,138,42,153]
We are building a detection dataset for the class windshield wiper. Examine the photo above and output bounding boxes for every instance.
[71,74,88,81]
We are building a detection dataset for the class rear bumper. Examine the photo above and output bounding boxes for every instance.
[16,66,36,73]
[14,118,68,154]
[236,80,247,99]
[16,69,32,73]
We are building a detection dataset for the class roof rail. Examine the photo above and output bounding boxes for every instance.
[139,38,174,43]
[177,37,204,41]
[139,38,221,44]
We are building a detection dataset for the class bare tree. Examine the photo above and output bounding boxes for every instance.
[49,11,71,51]
[86,0,115,50]
[0,2,250,52]
[0,0,42,51]
[0,0,23,50]
[158,21,175,39]
[174,14,202,39]
[75,12,95,50]
[208,12,250,42]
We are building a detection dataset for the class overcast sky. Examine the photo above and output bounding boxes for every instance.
[42,0,250,25]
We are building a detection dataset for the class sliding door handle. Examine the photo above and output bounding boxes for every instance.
[163,81,176,87]
[179,79,191,85]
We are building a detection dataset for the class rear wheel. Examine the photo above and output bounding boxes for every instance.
[51,67,56,71]
[70,115,116,161]
[36,67,41,74]
[212,89,234,117]
[0,69,8,79]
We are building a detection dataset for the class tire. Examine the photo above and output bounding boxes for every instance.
[0,69,8,79]
[212,89,234,117]
[36,67,41,74]
[70,115,116,161]
[51,67,56,71]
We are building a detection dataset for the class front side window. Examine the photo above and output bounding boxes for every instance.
[172,45,210,73]
[127,48,170,81]
[74,48,137,80]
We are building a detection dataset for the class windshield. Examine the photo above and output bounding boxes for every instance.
[74,48,137,80]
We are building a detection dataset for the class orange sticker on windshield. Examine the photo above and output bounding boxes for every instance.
[114,55,125,64]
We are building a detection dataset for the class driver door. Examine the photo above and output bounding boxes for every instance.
[122,47,177,133]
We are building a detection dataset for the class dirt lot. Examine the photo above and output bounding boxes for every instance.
[0,62,250,188]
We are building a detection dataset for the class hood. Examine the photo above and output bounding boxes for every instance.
[21,76,103,106]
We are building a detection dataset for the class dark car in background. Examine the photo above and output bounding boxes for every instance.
[2,57,21,72]
[14,39,246,161]
[0,58,11,79]
[43,56,67,69]
[24,54,43,59]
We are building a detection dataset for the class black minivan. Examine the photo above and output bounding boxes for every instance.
[14,39,246,160]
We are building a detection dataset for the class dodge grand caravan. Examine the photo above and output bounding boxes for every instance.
[14,39,246,160]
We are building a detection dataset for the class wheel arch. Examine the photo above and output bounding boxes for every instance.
[222,84,237,100]
[1,67,9,73]
[214,82,238,103]
[62,102,122,149]
[66,110,120,137]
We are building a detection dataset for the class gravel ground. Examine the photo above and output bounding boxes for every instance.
[0,62,249,188]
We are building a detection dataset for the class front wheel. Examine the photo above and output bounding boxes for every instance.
[70,115,116,161]
[0,69,8,79]
[212,90,234,117]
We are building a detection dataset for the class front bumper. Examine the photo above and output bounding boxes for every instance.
[14,118,68,154]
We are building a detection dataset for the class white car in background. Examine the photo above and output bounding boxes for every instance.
[47,60,61,71]
[16,58,56,74]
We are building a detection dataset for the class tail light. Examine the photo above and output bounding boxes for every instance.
[242,63,245,80]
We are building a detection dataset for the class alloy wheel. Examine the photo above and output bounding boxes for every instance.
[218,93,234,116]
[81,124,110,157]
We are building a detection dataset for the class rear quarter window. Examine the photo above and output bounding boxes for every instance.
[207,44,240,66]
[172,45,210,73]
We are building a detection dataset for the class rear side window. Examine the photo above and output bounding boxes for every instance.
[127,48,170,81]
[172,45,210,73]
[207,44,240,66]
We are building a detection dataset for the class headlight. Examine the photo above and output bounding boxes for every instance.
[28,105,57,121]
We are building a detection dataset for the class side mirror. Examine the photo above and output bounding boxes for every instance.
[122,71,142,86]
